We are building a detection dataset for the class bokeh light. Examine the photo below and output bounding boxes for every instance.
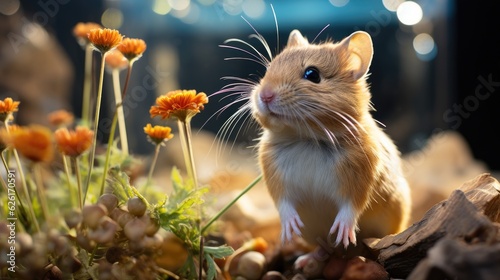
[397,1,423,26]
[101,8,123,29]
[0,0,20,16]
[153,0,171,15]
[223,0,243,16]
[329,0,350,7]
[242,0,265,19]
[413,33,437,61]
[382,0,403,12]
[168,0,191,11]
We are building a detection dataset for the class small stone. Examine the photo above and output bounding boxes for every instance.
[87,216,119,244]
[291,273,307,280]
[237,251,266,280]
[262,271,287,280]
[155,232,189,272]
[124,218,146,241]
[98,193,119,212]
[82,204,108,229]
[323,256,348,280]
[16,232,33,257]
[64,209,83,229]
[341,256,389,280]
[44,264,63,280]
[127,196,147,217]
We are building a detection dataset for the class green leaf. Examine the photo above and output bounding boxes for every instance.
[204,253,217,280]
[204,245,234,259]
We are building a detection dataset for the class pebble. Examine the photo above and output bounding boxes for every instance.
[341,256,389,280]
[261,271,287,280]
[236,251,266,280]
[322,256,348,280]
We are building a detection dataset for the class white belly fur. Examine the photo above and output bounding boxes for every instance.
[271,140,344,245]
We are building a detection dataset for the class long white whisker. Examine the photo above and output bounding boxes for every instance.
[312,24,330,44]
[199,93,250,131]
[216,103,252,158]
[374,119,386,127]
[271,4,279,53]
[248,34,272,63]
[219,43,268,67]
[332,111,361,138]
[224,57,267,66]
[240,16,273,61]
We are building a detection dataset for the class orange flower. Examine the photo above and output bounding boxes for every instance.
[150,90,208,121]
[54,126,94,157]
[143,123,173,145]
[73,22,102,46]
[0,97,20,122]
[87,28,123,54]
[48,109,74,127]
[117,38,147,61]
[105,49,128,70]
[5,125,53,163]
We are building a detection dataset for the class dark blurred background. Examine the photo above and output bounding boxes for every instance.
[1,0,499,169]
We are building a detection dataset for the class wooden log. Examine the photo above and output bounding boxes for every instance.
[407,237,500,280]
[368,174,500,278]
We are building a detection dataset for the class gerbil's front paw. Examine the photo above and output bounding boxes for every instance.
[278,201,304,243]
[329,206,358,248]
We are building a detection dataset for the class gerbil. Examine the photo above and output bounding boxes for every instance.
[249,30,411,265]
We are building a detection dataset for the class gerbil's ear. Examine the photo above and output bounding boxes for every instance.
[287,29,309,47]
[340,31,373,80]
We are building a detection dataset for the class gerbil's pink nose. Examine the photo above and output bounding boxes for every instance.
[259,88,275,104]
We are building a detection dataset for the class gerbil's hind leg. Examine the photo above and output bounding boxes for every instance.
[329,204,358,248]
[278,199,304,243]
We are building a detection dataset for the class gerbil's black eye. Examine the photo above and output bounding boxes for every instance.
[303,67,321,83]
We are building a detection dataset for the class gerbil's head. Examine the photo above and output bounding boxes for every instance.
[251,29,374,139]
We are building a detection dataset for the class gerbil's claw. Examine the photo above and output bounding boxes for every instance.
[282,214,304,243]
[329,209,357,249]
[279,201,304,243]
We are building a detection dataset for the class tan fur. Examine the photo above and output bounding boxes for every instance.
[251,30,411,251]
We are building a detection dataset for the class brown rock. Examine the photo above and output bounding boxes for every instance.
[322,256,348,280]
[340,257,388,280]
[261,271,287,280]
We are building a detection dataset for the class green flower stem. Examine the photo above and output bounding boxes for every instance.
[156,267,179,279]
[81,44,93,126]
[61,155,77,208]
[72,156,84,209]
[177,119,198,189]
[88,244,100,266]
[0,167,7,193]
[147,144,161,186]
[201,174,262,234]
[85,52,107,203]
[177,118,203,280]
[99,110,119,197]
[34,164,49,223]
[3,122,40,232]
[1,153,27,224]
[112,68,128,156]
